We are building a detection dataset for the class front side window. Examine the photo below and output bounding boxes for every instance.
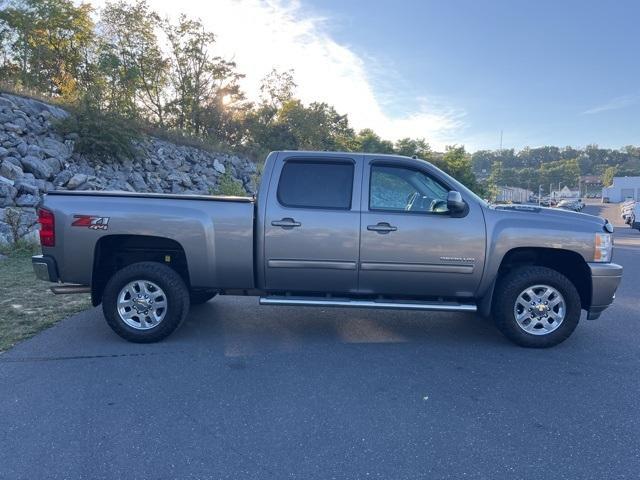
[370,165,449,213]
[277,160,354,209]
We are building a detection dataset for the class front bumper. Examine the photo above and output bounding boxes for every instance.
[586,262,623,319]
[32,255,59,282]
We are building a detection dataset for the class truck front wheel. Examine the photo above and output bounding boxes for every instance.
[493,266,581,348]
[102,262,190,343]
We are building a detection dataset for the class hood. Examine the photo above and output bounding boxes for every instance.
[491,204,612,232]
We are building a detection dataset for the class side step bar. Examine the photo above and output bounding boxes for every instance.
[259,296,477,312]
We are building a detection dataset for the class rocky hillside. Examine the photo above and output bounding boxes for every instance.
[0,92,258,245]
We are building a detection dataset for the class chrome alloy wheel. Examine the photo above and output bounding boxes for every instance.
[513,284,566,335]
[117,280,167,330]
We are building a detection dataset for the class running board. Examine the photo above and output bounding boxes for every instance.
[259,296,477,312]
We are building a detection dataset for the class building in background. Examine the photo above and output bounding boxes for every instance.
[495,186,533,203]
[551,186,580,199]
[602,176,640,202]
[580,175,602,197]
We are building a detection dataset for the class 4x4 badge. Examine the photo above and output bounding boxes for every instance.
[72,215,110,230]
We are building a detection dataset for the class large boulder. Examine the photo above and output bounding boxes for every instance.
[0,96,17,109]
[53,169,74,187]
[66,173,88,190]
[0,181,17,207]
[15,193,40,207]
[20,155,53,180]
[213,159,225,174]
[43,157,63,176]
[41,137,71,160]
[14,177,39,196]
[16,142,28,157]
[0,159,23,180]
[128,171,147,191]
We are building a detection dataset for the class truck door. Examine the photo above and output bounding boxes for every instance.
[264,153,363,293]
[358,158,486,298]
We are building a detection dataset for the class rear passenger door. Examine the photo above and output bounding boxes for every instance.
[264,153,363,293]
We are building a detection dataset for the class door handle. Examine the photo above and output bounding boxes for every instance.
[367,222,397,233]
[271,218,301,228]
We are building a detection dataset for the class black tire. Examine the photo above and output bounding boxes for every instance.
[102,262,190,343]
[190,291,217,305]
[493,266,581,348]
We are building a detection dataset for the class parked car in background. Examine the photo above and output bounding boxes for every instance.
[621,200,638,229]
[556,199,583,212]
[631,204,640,231]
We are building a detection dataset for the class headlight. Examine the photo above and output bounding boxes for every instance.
[594,233,612,262]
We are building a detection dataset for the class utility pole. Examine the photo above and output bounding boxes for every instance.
[538,185,543,206]
[499,130,503,151]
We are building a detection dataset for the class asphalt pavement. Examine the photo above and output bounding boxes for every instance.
[1,201,639,479]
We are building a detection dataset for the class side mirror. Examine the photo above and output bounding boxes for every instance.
[447,190,465,213]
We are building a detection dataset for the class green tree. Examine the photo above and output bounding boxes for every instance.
[272,99,355,151]
[602,166,617,187]
[98,0,168,122]
[394,137,432,159]
[434,145,482,193]
[0,0,95,97]
[354,128,394,153]
[163,14,245,139]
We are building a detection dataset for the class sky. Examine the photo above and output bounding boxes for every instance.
[91,0,640,152]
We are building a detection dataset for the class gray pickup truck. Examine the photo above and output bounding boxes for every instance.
[32,151,622,347]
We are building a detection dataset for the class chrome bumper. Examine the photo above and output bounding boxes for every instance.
[586,262,623,319]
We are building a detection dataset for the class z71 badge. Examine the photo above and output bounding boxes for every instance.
[72,215,110,230]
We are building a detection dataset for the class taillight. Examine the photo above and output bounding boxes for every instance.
[38,208,55,247]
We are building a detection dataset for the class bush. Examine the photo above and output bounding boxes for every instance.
[55,102,141,161]
[213,172,247,196]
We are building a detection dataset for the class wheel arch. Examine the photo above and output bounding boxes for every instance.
[479,247,591,316]
[91,235,190,306]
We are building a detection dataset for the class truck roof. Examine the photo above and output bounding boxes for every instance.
[274,150,420,161]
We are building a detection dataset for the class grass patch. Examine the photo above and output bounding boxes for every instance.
[0,251,91,352]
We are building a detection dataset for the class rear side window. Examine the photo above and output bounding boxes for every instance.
[277,161,354,209]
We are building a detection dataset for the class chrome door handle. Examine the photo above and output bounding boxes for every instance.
[367,222,397,233]
[271,218,301,228]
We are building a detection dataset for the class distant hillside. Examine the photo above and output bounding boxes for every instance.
[472,146,640,191]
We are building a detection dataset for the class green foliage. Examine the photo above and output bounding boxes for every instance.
[354,129,394,153]
[97,0,168,122]
[55,100,140,161]
[394,138,432,159]
[473,145,640,194]
[163,13,246,139]
[433,145,482,193]
[213,172,247,196]
[0,0,95,98]
[0,238,39,257]
[602,166,617,187]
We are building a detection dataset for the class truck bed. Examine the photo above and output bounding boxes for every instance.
[41,190,256,289]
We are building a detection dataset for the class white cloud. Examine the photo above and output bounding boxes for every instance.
[91,0,465,150]
[583,94,640,115]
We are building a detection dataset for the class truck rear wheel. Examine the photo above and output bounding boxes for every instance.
[102,262,190,343]
[493,266,581,348]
